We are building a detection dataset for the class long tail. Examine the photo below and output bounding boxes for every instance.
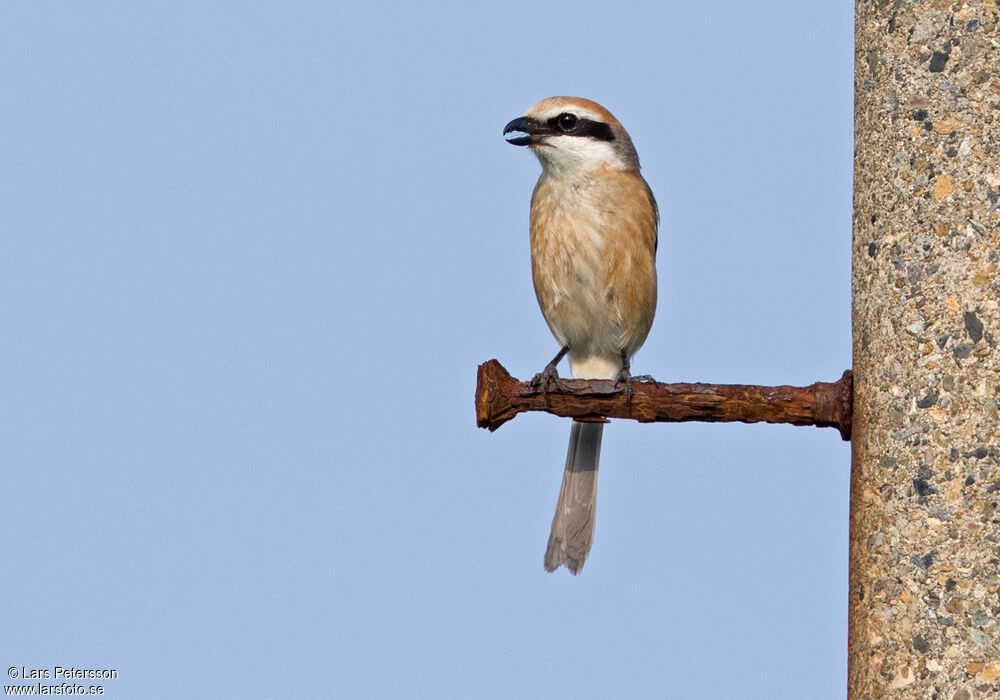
[544,420,603,574]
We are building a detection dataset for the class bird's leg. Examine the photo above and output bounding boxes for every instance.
[615,349,634,403]
[531,346,568,392]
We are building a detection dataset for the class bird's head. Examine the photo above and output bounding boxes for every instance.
[503,97,640,176]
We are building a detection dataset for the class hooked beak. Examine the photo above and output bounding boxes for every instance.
[503,116,555,146]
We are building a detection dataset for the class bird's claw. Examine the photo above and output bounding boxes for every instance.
[530,363,563,393]
[615,367,634,404]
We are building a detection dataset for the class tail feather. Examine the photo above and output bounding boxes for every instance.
[544,420,603,574]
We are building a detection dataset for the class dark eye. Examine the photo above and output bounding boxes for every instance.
[557,113,578,132]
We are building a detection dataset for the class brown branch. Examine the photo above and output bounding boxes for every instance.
[476,359,853,441]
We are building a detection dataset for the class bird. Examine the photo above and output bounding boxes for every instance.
[503,97,658,574]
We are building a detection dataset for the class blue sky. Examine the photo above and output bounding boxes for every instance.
[2,2,854,698]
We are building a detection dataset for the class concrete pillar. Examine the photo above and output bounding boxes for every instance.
[851,1,1000,697]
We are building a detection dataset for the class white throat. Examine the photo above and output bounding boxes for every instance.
[532,135,629,178]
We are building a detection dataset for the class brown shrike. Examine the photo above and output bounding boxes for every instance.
[504,97,658,574]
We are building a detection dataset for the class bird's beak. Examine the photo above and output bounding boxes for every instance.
[503,116,554,146]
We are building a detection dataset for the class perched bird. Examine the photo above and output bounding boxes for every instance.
[504,97,658,574]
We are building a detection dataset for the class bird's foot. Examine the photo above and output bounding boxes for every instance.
[531,346,568,393]
[530,362,564,393]
[614,365,634,404]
